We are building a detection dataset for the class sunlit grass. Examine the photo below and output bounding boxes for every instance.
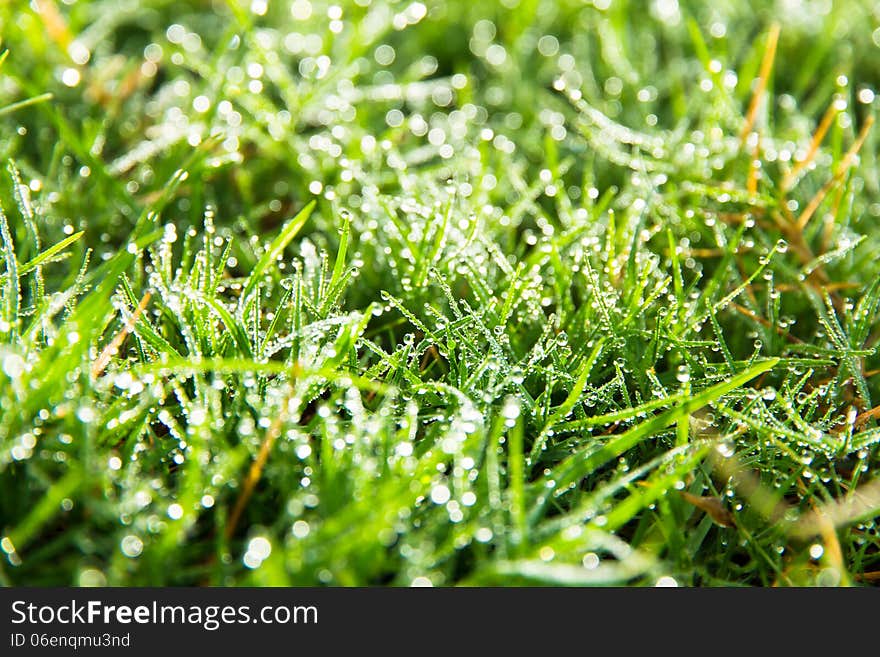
[0,0,879,587]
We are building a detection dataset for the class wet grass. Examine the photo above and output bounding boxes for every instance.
[1,0,879,586]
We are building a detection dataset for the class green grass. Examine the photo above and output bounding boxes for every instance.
[0,0,879,587]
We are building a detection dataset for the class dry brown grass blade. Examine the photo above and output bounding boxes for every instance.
[225,417,283,540]
[419,344,447,374]
[799,479,849,583]
[775,281,859,293]
[747,132,761,195]
[225,369,300,539]
[818,516,846,578]
[87,58,149,109]
[730,301,803,344]
[91,291,151,378]
[781,100,843,192]
[854,403,880,430]
[739,24,780,145]
[33,0,73,51]
[733,256,761,310]
[679,491,736,527]
[796,115,875,231]
[821,185,847,253]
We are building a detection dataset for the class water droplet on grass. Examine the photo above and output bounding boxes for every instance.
[582,553,600,570]
[655,576,678,587]
[430,484,451,505]
[121,535,144,558]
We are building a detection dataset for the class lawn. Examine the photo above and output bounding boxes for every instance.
[1,0,879,586]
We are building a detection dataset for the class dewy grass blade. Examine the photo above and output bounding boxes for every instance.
[2,231,84,282]
[240,200,316,312]
[6,467,83,552]
[318,209,351,316]
[0,92,53,117]
[531,358,779,522]
[2,0,880,587]
[528,338,605,465]
[197,293,253,359]
[0,203,19,339]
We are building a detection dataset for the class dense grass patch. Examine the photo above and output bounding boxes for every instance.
[1,0,879,586]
